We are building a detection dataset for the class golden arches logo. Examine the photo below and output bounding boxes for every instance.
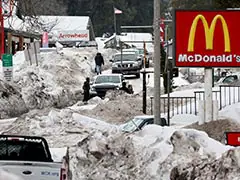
[188,14,231,52]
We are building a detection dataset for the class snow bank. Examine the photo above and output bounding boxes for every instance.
[80,91,147,123]
[0,48,117,114]
[171,147,240,180]
[13,48,95,109]
[174,81,204,92]
[5,104,235,180]
[0,80,28,118]
[68,125,232,180]
[219,102,240,124]
[130,125,232,179]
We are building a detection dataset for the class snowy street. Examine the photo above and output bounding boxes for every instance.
[0,46,239,180]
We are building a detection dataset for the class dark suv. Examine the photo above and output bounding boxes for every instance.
[111,52,142,78]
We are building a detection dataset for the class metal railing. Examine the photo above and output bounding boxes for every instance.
[161,96,196,117]
[155,85,240,118]
[220,85,240,109]
[194,90,221,109]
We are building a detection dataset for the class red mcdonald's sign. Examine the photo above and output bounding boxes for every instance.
[174,10,240,67]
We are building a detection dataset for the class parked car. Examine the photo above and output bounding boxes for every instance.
[90,74,127,98]
[110,52,142,78]
[0,135,67,180]
[216,72,240,85]
[121,115,167,133]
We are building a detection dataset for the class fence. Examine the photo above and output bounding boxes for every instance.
[24,41,41,66]
[159,85,240,118]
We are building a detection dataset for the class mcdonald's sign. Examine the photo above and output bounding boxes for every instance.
[174,10,240,67]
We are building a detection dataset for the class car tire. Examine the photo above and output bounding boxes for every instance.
[136,73,140,78]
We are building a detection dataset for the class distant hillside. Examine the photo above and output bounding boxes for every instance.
[17,0,68,16]
[17,0,169,36]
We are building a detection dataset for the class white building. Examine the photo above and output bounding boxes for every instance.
[4,15,95,47]
[104,32,153,52]
[37,16,95,45]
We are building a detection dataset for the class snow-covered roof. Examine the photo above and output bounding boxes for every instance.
[4,16,24,30]
[38,16,90,31]
[120,32,153,52]
[119,32,152,43]
[3,15,90,35]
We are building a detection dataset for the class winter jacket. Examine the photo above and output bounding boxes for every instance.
[82,81,90,92]
[95,53,104,66]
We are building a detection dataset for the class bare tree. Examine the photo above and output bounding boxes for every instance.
[17,0,67,16]
[2,0,65,34]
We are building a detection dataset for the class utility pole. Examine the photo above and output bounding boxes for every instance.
[153,0,161,125]
[142,41,147,114]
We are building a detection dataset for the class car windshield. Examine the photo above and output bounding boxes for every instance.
[95,76,120,84]
[122,118,144,132]
[113,54,136,61]
[138,49,144,55]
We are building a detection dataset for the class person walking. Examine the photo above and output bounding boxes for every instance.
[94,52,104,75]
[82,77,90,104]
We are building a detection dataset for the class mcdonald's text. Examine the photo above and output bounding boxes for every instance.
[174,10,240,67]
[178,54,240,63]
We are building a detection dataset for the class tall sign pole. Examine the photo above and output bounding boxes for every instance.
[153,0,161,125]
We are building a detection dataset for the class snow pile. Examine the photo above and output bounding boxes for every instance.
[174,81,204,91]
[4,104,236,180]
[1,48,117,111]
[185,119,240,143]
[80,91,147,123]
[13,49,90,109]
[0,80,28,118]
[170,147,240,180]
[69,125,232,180]
[219,102,240,124]
[130,125,232,180]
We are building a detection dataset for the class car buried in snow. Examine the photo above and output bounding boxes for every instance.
[121,115,167,133]
[90,74,128,98]
[0,135,68,180]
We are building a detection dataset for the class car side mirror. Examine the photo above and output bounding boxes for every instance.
[109,59,113,62]
[138,58,142,61]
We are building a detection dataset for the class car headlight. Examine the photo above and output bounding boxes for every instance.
[133,62,139,66]
[91,87,96,91]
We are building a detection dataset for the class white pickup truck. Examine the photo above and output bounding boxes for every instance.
[0,135,68,180]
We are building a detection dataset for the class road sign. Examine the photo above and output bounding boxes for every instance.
[174,10,240,67]
[225,132,240,146]
[2,54,13,81]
